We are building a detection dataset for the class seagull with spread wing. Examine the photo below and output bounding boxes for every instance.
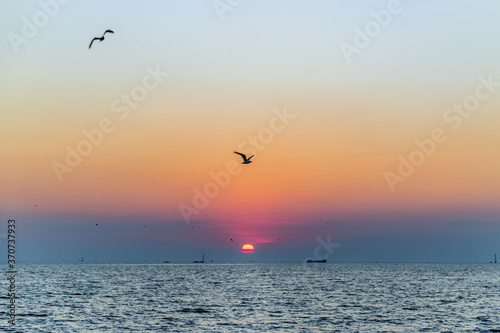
[89,29,114,49]
[233,151,254,164]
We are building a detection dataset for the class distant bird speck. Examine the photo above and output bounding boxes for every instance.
[96,223,98,226]
[34,204,37,207]
[234,151,254,164]
[89,29,114,49]
[230,238,233,242]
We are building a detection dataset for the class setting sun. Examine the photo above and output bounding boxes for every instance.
[241,244,255,254]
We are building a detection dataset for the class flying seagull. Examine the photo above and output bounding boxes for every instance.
[233,151,254,164]
[89,29,114,49]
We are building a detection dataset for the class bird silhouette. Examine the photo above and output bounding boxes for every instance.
[230,238,233,242]
[89,29,114,49]
[234,151,254,164]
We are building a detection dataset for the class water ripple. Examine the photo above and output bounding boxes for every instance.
[1,263,499,332]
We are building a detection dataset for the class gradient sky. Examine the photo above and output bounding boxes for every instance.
[1,0,500,262]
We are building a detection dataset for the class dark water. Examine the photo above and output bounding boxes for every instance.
[1,262,500,332]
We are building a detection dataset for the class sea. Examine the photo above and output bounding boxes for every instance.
[1,262,500,332]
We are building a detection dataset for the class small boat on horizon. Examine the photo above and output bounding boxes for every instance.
[306,259,327,263]
[193,253,205,263]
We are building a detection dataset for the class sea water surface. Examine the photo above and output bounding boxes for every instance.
[2,262,500,332]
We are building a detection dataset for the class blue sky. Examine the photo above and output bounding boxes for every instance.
[1,1,500,262]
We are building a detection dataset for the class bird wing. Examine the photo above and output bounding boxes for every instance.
[233,151,247,161]
[103,30,114,35]
[89,37,99,49]
[247,155,255,161]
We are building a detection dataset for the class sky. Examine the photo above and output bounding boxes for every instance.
[1,0,500,263]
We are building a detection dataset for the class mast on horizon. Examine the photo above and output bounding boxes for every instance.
[193,253,205,263]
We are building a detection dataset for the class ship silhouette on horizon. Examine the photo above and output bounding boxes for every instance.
[193,253,205,263]
[306,259,327,263]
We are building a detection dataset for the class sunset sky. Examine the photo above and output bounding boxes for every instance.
[1,0,500,262]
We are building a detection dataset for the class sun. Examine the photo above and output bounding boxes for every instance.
[241,244,255,253]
